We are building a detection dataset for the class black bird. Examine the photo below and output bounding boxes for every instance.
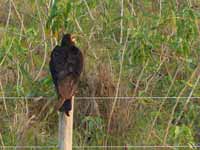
[49,34,83,116]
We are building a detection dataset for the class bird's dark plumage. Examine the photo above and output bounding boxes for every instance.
[49,34,83,116]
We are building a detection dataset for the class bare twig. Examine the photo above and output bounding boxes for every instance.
[74,18,84,33]
[0,80,8,116]
[16,62,21,95]
[128,0,136,16]
[163,65,199,144]
[144,57,166,93]
[34,0,47,81]
[0,38,14,66]
[133,59,149,97]
[16,115,36,148]
[147,67,180,142]
[10,0,25,32]
[175,65,200,125]
[83,0,95,20]
[159,0,162,17]
[106,30,130,143]
[0,133,5,150]
[120,0,124,44]
[6,0,12,29]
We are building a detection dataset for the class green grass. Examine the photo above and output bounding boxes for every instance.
[1,0,200,149]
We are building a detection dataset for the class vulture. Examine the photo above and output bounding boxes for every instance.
[49,34,83,116]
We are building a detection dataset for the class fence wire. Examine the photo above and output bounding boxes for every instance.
[0,145,199,149]
[1,96,200,100]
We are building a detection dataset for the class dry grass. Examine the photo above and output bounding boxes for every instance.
[1,0,200,148]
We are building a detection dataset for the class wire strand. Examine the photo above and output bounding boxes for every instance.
[1,96,200,100]
[0,96,200,101]
[0,145,199,149]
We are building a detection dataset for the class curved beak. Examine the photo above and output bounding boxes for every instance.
[71,35,76,43]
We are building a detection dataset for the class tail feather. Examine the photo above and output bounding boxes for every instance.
[59,100,72,116]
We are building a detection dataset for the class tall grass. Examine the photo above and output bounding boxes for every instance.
[0,0,200,148]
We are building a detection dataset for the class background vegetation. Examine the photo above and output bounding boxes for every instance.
[1,0,200,149]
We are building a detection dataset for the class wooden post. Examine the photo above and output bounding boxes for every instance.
[59,96,74,150]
